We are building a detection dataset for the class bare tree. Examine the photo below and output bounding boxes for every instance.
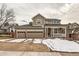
[0,4,15,29]
[0,4,7,22]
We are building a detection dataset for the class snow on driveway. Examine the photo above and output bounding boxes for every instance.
[0,39,11,42]
[42,38,79,52]
[24,39,32,42]
[8,39,26,42]
[24,39,43,44]
[33,39,42,43]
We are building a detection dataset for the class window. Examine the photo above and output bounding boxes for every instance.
[37,21,40,24]
[54,28,58,33]
[58,28,65,34]
[54,28,65,34]
[36,19,41,24]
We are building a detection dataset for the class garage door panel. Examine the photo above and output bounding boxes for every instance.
[27,32,44,38]
[17,32,26,38]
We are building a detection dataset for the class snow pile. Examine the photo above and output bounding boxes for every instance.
[8,39,25,42]
[33,39,42,43]
[43,38,79,52]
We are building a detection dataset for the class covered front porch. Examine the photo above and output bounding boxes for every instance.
[44,24,67,38]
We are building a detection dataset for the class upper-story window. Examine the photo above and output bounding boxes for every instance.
[37,21,40,24]
[54,21,57,24]
[56,21,59,24]
[36,19,41,24]
[55,21,58,24]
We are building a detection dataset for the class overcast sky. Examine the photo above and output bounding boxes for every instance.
[0,3,77,25]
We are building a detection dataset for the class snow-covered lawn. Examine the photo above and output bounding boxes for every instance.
[8,39,25,42]
[42,38,79,52]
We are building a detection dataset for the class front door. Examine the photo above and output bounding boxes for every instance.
[48,28,51,37]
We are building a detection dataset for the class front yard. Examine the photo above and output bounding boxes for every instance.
[0,38,79,52]
[0,41,49,52]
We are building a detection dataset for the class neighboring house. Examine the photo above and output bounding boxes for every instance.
[0,23,12,34]
[66,23,79,40]
[0,22,18,38]
[15,14,67,38]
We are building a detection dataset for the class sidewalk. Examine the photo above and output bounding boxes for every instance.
[0,51,61,56]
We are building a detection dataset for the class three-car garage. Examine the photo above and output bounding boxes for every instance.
[15,28,44,38]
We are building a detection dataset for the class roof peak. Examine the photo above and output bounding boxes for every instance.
[32,13,61,21]
[32,13,45,19]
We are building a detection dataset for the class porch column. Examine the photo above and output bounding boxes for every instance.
[26,30,27,38]
[45,28,48,38]
[16,31,18,38]
[65,27,67,38]
[51,28,52,37]
[51,28,54,38]
[53,28,54,37]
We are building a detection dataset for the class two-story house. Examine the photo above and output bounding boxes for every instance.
[15,14,67,38]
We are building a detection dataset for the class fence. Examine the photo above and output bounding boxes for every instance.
[0,32,13,38]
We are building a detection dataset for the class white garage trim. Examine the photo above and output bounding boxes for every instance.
[27,29,43,31]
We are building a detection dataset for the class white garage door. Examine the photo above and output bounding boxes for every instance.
[17,32,26,38]
[27,31,44,38]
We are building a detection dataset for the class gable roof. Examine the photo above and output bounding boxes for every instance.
[32,13,61,21]
[67,22,79,29]
[32,13,45,19]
